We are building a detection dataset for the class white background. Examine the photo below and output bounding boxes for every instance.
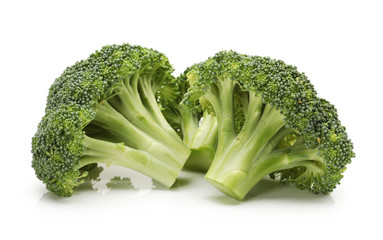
[1,0,382,239]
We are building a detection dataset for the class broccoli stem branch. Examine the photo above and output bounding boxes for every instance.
[92,101,190,170]
[239,92,263,141]
[138,75,179,138]
[188,111,218,149]
[79,136,179,187]
[255,127,295,161]
[205,78,236,162]
[179,105,199,146]
[241,146,324,196]
[183,111,218,172]
[207,142,323,200]
[205,89,312,199]
[218,77,237,143]
[93,101,151,149]
[108,80,186,149]
[206,103,285,180]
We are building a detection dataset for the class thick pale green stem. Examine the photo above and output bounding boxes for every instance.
[255,127,295,161]
[217,77,237,146]
[205,78,236,166]
[92,101,190,169]
[109,86,187,150]
[240,147,324,197]
[109,81,149,122]
[86,69,191,184]
[243,105,286,157]
[200,80,320,199]
[138,75,179,138]
[79,136,180,187]
[188,112,218,149]
[208,144,323,200]
[206,104,286,193]
[93,101,152,149]
[179,105,199,146]
[184,111,218,172]
[239,92,264,141]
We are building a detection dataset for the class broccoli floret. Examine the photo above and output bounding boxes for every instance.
[182,51,354,200]
[32,44,191,196]
[162,70,218,172]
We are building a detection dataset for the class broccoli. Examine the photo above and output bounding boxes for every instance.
[182,51,354,200]
[162,71,218,172]
[32,44,191,196]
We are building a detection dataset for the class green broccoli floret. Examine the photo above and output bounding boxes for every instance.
[182,51,354,200]
[32,44,191,196]
[162,70,218,172]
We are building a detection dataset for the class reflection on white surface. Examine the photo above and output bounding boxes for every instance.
[46,164,160,199]
[91,164,155,195]
[38,163,334,205]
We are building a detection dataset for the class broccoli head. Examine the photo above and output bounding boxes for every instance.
[182,51,354,200]
[32,44,190,196]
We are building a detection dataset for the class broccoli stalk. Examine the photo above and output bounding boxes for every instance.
[79,136,180,187]
[183,51,354,200]
[181,109,218,172]
[32,44,190,196]
[162,73,218,172]
[205,89,324,199]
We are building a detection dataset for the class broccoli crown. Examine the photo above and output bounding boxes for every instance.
[183,50,354,194]
[32,44,178,196]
